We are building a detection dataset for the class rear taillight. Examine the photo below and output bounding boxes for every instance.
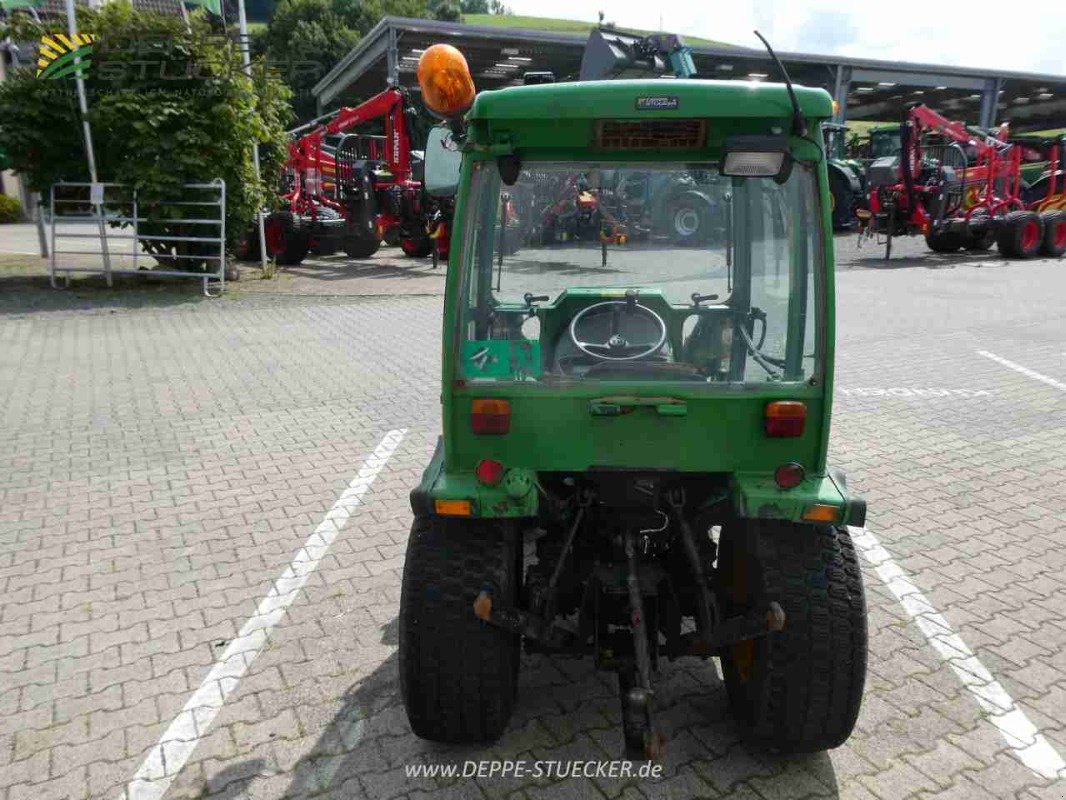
[764,401,806,437]
[774,462,805,489]
[471,398,510,435]
[475,459,504,486]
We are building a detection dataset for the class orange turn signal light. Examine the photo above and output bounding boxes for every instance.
[471,398,510,435]
[765,401,806,437]
[435,499,472,516]
[417,44,476,118]
[802,504,839,523]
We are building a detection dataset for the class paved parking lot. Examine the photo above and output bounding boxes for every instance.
[1,235,1065,800]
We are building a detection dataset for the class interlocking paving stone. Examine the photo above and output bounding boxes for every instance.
[1,236,1065,799]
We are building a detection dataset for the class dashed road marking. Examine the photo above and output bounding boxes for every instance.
[978,350,1066,393]
[850,526,1066,781]
[119,428,408,800]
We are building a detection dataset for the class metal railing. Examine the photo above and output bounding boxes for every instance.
[49,180,226,297]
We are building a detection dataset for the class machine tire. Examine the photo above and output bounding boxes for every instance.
[828,168,856,230]
[234,227,261,262]
[669,193,712,246]
[925,227,962,253]
[264,212,310,266]
[996,210,1044,258]
[962,228,996,251]
[310,238,340,256]
[400,236,434,258]
[400,516,521,743]
[717,521,867,753]
[1039,210,1066,257]
[343,236,381,259]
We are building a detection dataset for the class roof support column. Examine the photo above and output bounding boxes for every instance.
[833,65,851,123]
[386,25,399,87]
[980,77,1002,129]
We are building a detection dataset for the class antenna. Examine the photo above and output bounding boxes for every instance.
[753,30,807,138]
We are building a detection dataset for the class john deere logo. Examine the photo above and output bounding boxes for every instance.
[36,33,97,80]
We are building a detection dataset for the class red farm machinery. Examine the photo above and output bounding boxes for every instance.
[258,87,447,266]
[858,104,1066,260]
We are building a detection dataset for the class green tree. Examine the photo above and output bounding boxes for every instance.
[460,0,488,12]
[264,0,358,120]
[427,0,459,21]
[332,0,428,34]
[0,2,291,262]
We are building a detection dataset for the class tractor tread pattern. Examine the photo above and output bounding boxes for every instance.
[727,522,867,753]
[1039,210,1066,257]
[996,210,1043,259]
[399,516,519,743]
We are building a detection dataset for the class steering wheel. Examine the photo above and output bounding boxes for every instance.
[568,299,668,361]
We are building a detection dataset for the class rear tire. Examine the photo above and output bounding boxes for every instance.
[996,210,1043,258]
[962,228,996,251]
[670,193,711,246]
[264,212,310,266]
[1039,210,1066,257]
[717,521,867,753]
[399,516,521,743]
[343,236,381,259]
[925,227,962,253]
[234,227,261,262]
[829,169,856,231]
[400,236,434,258]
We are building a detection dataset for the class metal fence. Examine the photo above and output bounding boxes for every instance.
[49,180,226,297]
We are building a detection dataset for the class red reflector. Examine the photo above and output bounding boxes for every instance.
[774,462,805,489]
[471,398,510,435]
[765,401,806,437]
[475,459,504,486]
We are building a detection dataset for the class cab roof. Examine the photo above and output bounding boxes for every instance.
[467,79,834,123]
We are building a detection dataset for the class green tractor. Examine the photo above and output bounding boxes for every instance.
[867,124,902,162]
[400,43,868,760]
[822,122,864,229]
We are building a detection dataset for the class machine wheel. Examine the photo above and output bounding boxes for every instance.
[399,516,521,743]
[264,212,310,266]
[310,238,340,256]
[717,521,867,753]
[670,193,712,246]
[234,226,261,262]
[962,228,996,251]
[925,227,963,253]
[829,169,856,230]
[996,210,1044,258]
[343,236,381,259]
[1039,210,1066,257]
[400,236,434,258]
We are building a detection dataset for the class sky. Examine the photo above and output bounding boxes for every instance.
[506,0,1066,77]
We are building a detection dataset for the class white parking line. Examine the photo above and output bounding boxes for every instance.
[119,428,408,800]
[978,350,1066,393]
[850,526,1066,781]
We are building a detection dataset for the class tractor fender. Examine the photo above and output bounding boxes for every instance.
[827,160,862,194]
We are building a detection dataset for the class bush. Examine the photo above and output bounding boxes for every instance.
[0,2,292,267]
[0,194,22,223]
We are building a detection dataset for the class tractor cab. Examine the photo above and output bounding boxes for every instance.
[400,44,868,761]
